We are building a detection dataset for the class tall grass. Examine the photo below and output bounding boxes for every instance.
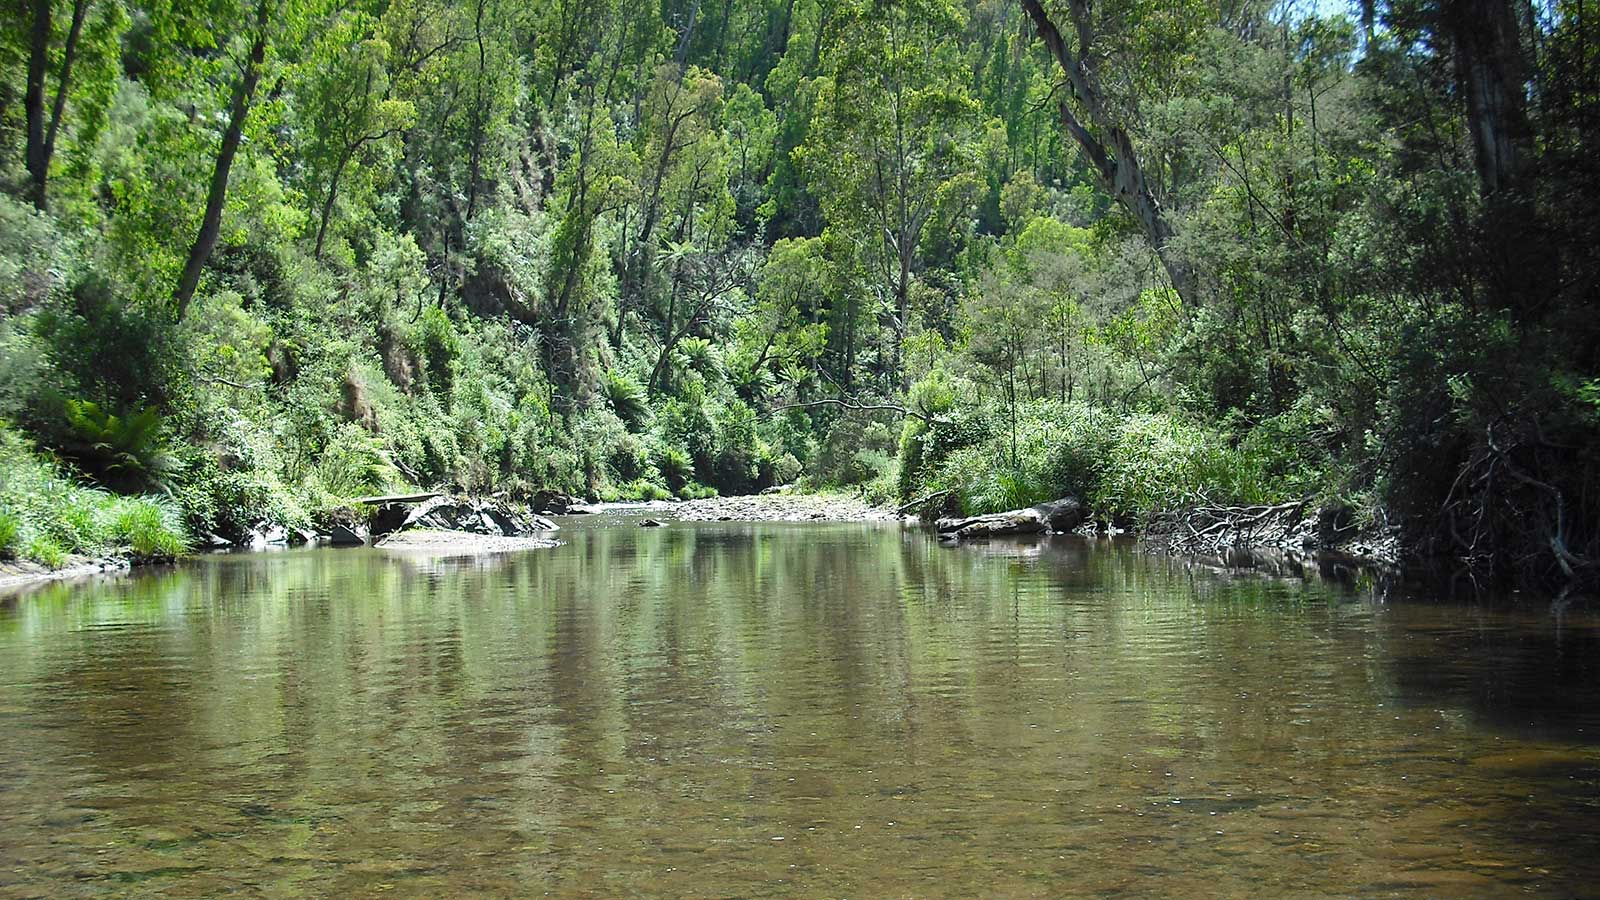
[0,423,188,567]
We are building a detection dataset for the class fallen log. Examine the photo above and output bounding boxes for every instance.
[897,489,953,516]
[938,497,1086,538]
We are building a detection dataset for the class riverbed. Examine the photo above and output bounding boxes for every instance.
[2,517,1598,897]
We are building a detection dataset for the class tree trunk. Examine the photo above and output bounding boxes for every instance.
[1020,0,1197,306]
[675,0,702,67]
[175,0,270,319]
[1446,0,1535,198]
[40,0,90,209]
[24,0,51,210]
[313,153,351,261]
[893,245,911,387]
[647,273,685,396]
[466,0,488,222]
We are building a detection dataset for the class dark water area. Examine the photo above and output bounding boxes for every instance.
[2,519,1599,897]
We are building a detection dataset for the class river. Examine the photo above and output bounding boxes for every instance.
[2,518,1598,897]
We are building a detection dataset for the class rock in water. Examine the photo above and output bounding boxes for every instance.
[532,490,578,514]
[328,524,370,546]
[639,519,665,528]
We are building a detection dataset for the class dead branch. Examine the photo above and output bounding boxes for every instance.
[769,397,937,424]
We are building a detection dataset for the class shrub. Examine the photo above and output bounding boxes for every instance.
[0,422,190,565]
[654,444,694,491]
[619,478,672,501]
[417,305,460,397]
[24,534,67,568]
[908,398,1294,523]
[770,451,802,485]
[61,399,175,490]
[310,422,401,502]
[679,481,718,500]
[0,510,19,559]
[817,416,897,486]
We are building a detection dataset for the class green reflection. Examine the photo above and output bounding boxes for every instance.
[1,523,1598,897]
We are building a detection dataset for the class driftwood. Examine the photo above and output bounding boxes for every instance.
[350,491,445,505]
[897,489,953,516]
[1147,498,1311,554]
[1441,419,1598,584]
[938,498,1086,539]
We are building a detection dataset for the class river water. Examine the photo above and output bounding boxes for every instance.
[2,519,1599,897]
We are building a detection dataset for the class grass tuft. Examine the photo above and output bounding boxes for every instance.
[0,423,189,567]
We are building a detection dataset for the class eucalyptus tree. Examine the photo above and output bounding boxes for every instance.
[1018,0,1211,306]
[294,15,415,260]
[729,235,828,391]
[172,0,290,318]
[17,0,125,210]
[618,64,728,336]
[800,0,985,381]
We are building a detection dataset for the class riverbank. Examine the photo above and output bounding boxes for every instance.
[923,492,1403,572]
[0,555,132,595]
[0,488,1401,595]
[666,491,896,523]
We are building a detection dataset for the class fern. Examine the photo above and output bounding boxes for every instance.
[602,370,650,431]
[62,399,174,489]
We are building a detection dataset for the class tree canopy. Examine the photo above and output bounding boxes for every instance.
[1,0,1596,587]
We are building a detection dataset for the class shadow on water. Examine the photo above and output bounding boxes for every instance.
[2,522,1599,897]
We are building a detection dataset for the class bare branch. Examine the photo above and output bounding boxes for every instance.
[769,397,936,424]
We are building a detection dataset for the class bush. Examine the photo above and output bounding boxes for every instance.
[602,369,650,431]
[907,398,1293,523]
[416,305,460,397]
[0,510,19,559]
[653,444,694,492]
[24,534,67,568]
[817,415,897,486]
[679,481,718,500]
[770,451,802,485]
[309,422,402,504]
[623,479,673,501]
[0,422,189,566]
[61,399,175,490]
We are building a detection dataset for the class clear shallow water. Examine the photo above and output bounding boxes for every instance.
[2,520,1599,898]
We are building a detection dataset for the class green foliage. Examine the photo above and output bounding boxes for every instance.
[309,422,401,502]
[653,445,694,493]
[62,400,174,490]
[0,510,20,559]
[602,370,650,431]
[24,535,68,569]
[0,423,189,566]
[0,0,1592,586]
[907,401,1289,523]
[417,307,460,397]
[103,496,189,559]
